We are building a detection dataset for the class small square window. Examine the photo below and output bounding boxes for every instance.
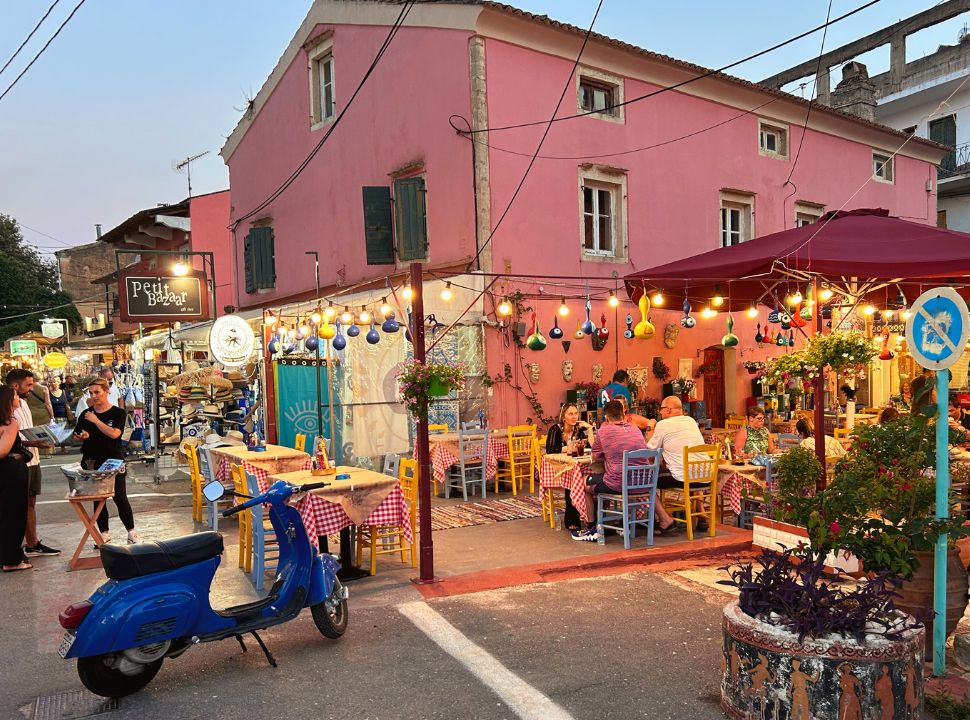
[794,202,824,228]
[873,152,894,183]
[758,120,788,158]
[575,67,624,123]
[580,80,615,115]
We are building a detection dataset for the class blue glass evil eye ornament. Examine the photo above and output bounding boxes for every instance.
[366,319,380,345]
[549,315,564,339]
[580,300,594,335]
[382,312,400,333]
[346,319,361,337]
[304,334,319,352]
[332,321,347,351]
[680,299,696,329]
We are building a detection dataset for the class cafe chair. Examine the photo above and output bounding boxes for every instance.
[185,443,204,524]
[245,469,279,591]
[737,457,775,530]
[725,417,746,432]
[399,458,418,567]
[356,462,415,574]
[539,439,564,528]
[596,449,661,549]
[495,425,536,496]
[662,444,720,540]
[775,433,801,450]
[230,464,252,573]
[294,433,307,453]
[429,424,449,434]
[833,427,852,441]
[196,446,225,529]
[382,453,401,478]
[444,426,488,501]
[825,455,840,485]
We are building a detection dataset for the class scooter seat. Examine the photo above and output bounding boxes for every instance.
[100,532,224,580]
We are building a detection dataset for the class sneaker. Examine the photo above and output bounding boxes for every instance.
[127,530,143,544]
[571,527,599,542]
[93,531,112,548]
[24,541,61,557]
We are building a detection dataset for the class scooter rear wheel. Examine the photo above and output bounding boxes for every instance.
[311,581,348,639]
[77,653,163,698]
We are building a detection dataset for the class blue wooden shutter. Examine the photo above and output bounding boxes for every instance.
[394,177,427,261]
[362,187,394,265]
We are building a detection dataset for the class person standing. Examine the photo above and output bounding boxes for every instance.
[99,368,122,407]
[596,370,633,421]
[49,378,70,422]
[72,379,140,544]
[6,369,59,557]
[0,386,32,571]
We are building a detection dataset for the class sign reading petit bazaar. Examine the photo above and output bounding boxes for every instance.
[119,271,210,323]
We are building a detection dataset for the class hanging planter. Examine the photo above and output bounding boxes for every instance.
[427,377,450,397]
[397,360,465,419]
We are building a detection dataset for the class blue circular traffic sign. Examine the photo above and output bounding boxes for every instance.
[904,287,970,370]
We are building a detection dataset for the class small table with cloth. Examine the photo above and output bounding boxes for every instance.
[209,444,312,487]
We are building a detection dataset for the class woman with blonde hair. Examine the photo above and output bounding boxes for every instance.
[795,417,846,458]
[545,404,591,531]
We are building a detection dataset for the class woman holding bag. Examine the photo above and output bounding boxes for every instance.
[0,385,32,571]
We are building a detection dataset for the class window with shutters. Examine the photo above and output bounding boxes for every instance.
[361,187,394,265]
[578,166,627,260]
[929,114,956,175]
[758,119,788,159]
[719,190,754,247]
[394,176,428,261]
[243,226,276,293]
[308,36,335,129]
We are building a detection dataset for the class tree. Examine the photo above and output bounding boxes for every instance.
[0,214,80,344]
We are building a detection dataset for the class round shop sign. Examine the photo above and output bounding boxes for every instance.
[208,314,256,367]
[904,287,970,370]
[42,352,69,369]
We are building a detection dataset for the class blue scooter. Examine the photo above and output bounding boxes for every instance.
[57,479,349,698]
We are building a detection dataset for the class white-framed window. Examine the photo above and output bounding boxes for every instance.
[758,120,789,159]
[794,202,824,228]
[578,166,627,259]
[576,66,624,123]
[873,151,894,183]
[719,190,754,247]
[308,36,335,129]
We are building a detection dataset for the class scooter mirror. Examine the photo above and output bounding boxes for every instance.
[203,480,226,503]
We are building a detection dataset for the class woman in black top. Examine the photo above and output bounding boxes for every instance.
[48,378,69,421]
[0,385,31,571]
[72,379,139,544]
[545,404,591,531]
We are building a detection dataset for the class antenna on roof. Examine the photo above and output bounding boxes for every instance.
[174,150,210,198]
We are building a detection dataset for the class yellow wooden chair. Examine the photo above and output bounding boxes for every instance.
[230,463,253,573]
[185,443,204,523]
[662,444,719,540]
[833,426,852,441]
[825,455,840,485]
[536,437,564,527]
[356,459,416,574]
[495,425,536,496]
[725,417,746,432]
[294,433,307,453]
[428,424,449,434]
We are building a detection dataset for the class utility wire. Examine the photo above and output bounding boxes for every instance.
[18,221,74,247]
[0,0,61,76]
[0,0,85,103]
[231,1,414,229]
[466,0,604,272]
[457,0,879,135]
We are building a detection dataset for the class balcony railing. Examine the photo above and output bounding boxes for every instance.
[939,142,970,179]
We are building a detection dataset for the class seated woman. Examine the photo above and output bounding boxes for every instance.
[890,381,913,412]
[795,417,846,457]
[948,395,970,446]
[545,404,591,532]
[616,395,653,433]
[734,406,775,459]
[878,407,899,424]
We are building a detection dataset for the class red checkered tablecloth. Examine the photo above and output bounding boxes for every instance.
[298,485,412,543]
[211,447,311,487]
[423,435,504,484]
[719,464,768,515]
[539,454,593,522]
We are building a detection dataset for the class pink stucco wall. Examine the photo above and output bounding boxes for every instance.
[226,25,478,309]
[189,190,234,313]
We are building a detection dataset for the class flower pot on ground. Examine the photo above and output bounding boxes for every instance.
[894,549,969,658]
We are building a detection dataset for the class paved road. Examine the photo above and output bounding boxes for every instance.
[7,571,729,720]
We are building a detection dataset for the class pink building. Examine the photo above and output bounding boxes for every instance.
[221,1,945,432]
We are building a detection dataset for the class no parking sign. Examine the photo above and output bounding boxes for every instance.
[905,287,970,371]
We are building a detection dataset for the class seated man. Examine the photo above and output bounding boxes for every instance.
[573,400,677,542]
[646,396,709,531]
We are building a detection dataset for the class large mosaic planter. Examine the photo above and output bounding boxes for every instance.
[721,602,924,719]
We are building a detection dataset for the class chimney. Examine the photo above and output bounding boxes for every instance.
[830,62,877,122]
[95,224,102,238]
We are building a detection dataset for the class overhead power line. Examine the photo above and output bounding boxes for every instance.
[0,0,61,76]
[0,0,86,104]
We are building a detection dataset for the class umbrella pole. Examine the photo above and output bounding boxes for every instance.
[813,277,826,489]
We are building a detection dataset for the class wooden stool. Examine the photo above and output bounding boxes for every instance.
[67,493,112,571]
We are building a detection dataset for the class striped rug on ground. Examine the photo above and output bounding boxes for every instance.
[430,495,544,531]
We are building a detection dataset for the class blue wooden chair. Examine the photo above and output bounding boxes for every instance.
[596,449,661,549]
[738,457,776,530]
[244,469,280,591]
[775,433,801,450]
[197,446,223,530]
[444,426,488,501]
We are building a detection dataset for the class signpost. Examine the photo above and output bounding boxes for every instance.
[118,272,209,323]
[208,315,256,367]
[905,287,970,677]
[9,340,37,356]
[42,352,69,369]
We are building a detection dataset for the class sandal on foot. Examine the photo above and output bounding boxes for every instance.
[3,562,33,572]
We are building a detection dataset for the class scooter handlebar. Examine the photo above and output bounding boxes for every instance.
[220,481,330,516]
[299,481,330,492]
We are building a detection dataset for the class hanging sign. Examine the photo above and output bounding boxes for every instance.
[42,352,69,369]
[904,287,970,370]
[40,321,65,339]
[118,263,210,323]
[209,314,256,367]
[9,340,37,356]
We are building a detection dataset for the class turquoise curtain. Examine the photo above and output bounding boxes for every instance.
[274,358,344,463]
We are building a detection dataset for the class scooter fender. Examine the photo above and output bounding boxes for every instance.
[307,553,341,606]
[68,578,210,659]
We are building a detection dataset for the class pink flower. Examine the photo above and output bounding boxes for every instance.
[829,521,841,533]
[900,482,911,492]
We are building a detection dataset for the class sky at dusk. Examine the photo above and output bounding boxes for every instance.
[0,0,963,257]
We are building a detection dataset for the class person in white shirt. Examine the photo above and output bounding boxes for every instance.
[646,396,709,531]
[5,369,59,556]
[100,368,121,407]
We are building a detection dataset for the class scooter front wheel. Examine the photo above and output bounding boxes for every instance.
[310,580,348,639]
[77,653,164,698]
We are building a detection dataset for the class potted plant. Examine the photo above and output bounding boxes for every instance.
[672,377,694,401]
[805,329,877,379]
[719,547,925,719]
[742,360,766,376]
[397,360,465,419]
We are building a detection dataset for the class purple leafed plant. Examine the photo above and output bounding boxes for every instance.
[719,546,921,643]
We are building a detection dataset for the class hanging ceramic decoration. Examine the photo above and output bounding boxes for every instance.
[592,313,608,351]
[680,299,696,329]
[721,315,739,347]
[318,316,336,340]
[382,312,400,333]
[779,309,792,330]
[332,321,346,351]
[790,300,807,328]
[526,312,547,351]
[346,317,361,338]
[365,319,380,345]
[549,315,564,339]
[879,328,894,360]
[634,295,655,339]
[305,333,319,352]
[754,323,763,344]
[581,300,595,335]
[663,323,679,349]
[788,329,795,347]
[768,300,781,324]
[573,320,584,340]
[775,330,787,347]
[624,314,634,339]
[561,340,571,354]
[405,308,413,343]
[267,337,280,354]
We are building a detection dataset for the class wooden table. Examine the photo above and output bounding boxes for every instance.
[210,443,311,485]
[538,452,594,524]
[67,493,112,571]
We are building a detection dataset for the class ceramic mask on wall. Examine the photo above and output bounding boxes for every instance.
[561,359,574,382]
[592,363,603,383]
[664,323,679,349]
[526,362,540,383]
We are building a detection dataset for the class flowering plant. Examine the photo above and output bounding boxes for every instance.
[764,351,819,385]
[742,360,766,373]
[397,360,465,419]
[671,377,695,395]
[804,329,876,376]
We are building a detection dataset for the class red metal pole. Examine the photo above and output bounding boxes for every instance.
[813,277,826,490]
[410,262,437,583]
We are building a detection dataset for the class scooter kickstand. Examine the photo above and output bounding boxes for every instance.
[250,631,278,668]
[235,634,247,653]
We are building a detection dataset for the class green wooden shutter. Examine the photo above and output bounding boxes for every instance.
[246,227,276,290]
[930,115,957,173]
[362,186,394,264]
[244,232,256,294]
[394,177,427,261]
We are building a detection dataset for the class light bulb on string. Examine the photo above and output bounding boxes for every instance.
[608,291,619,308]
[440,282,453,302]
[341,307,353,324]
[701,306,717,319]
[299,323,310,336]
[402,286,414,301]
[902,309,912,320]
[359,307,371,324]
[819,287,834,302]
[863,304,876,316]
[558,298,570,316]
[746,306,759,318]
[881,309,894,319]
[790,291,802,305]
[497,299,512,316]
[265,312,278,327]
[380,297,391,316]
[712,294,724,308]
[310,309,321,325]
[651,291,664,306]
[324,303,336,319]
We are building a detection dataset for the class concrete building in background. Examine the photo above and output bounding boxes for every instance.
[761,0,970,230]
[55,241,117,337]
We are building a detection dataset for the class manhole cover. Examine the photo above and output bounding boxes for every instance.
[31,691,118,720]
